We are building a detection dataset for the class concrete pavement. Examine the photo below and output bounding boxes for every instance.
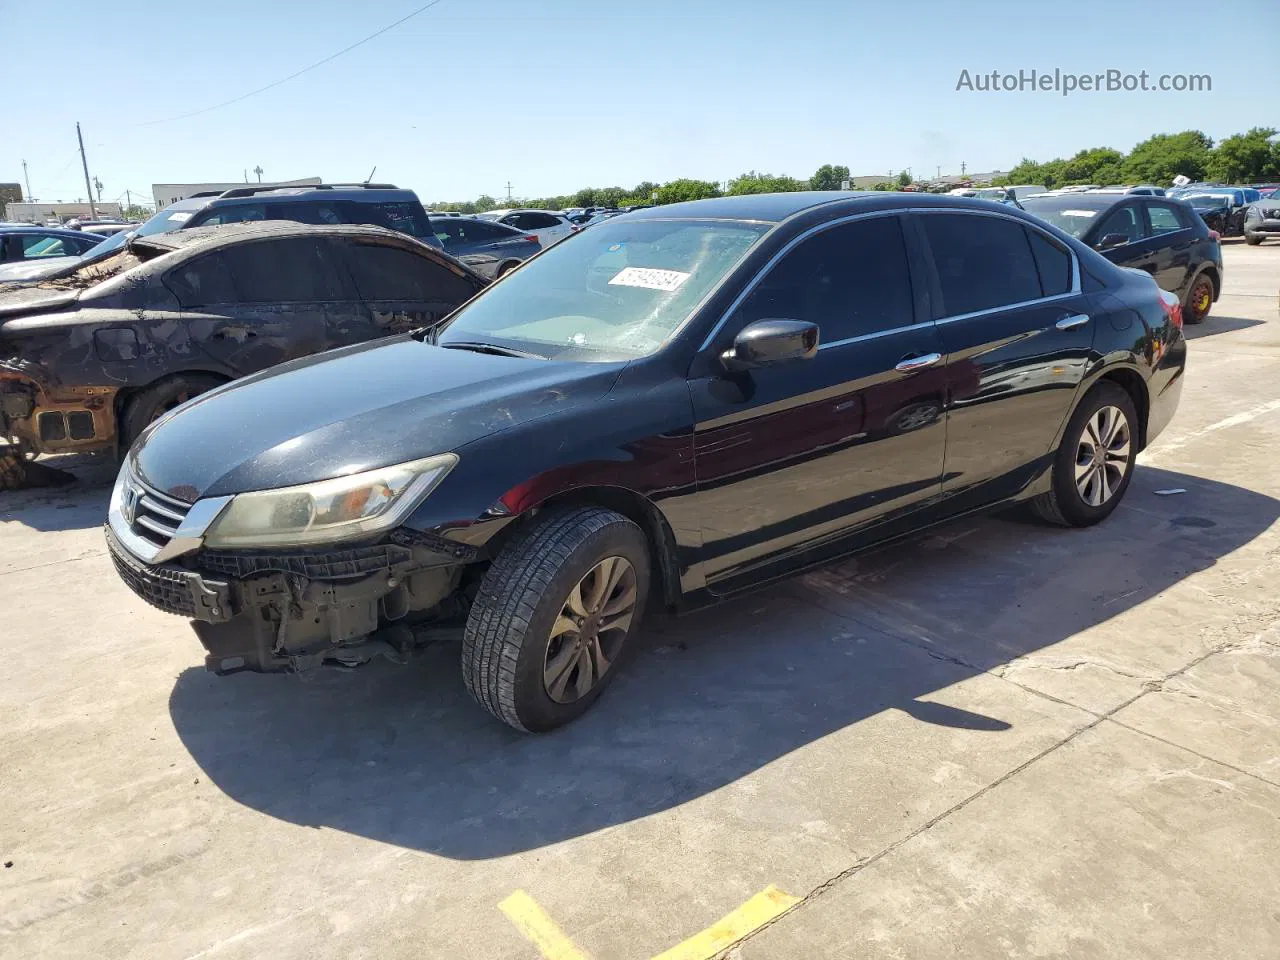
[2,242,1278,959]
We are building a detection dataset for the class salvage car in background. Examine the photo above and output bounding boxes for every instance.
[1021,192,1222,323]
[0,223,486,460]
[476,209,578,245]
[104,192,1184,733]
[428,216,541,278]
[1169,187,1257,236]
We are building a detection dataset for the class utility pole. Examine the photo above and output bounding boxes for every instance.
[506,181,513,202]
[76,122,98,220]
[961,160,967,176]
[93,176,103,203]
[126,189,131,216]
[244,169,249,183]
[936,165,941,178]
[253,165,263,183]
[22,159,33,203]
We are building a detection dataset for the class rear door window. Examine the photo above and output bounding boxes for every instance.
[192,203,268,227]
[265,201,345,225]
[342,241,477,302]
[1145,202,1186,236]
[217,238,350,302]
[19,234,71,258]
[344,201,433,239]
[921,214,1043,315]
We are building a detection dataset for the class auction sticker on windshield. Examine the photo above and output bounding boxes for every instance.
[1062,210,1097,218]
[609,267,690,292]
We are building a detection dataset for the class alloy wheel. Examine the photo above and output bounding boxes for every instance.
[1074,404,1131,507]
[543,556,638,704]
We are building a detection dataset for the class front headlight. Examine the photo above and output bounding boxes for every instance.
[203,453,458,549]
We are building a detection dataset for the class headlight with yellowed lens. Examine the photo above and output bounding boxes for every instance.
[202,453,458,549]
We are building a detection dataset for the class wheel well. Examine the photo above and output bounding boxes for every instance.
[114,370,232,420]
[1098,368,1149,451]
[526,486,682,610]
[1197,265,1220,300]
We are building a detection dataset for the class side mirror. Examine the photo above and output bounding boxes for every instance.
[721,319,819,372]
[1098,233,1129,250]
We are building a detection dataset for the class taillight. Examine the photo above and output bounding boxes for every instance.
[1158,289,1183,329]
[1208,230,1221,242]
[524,235,538,243]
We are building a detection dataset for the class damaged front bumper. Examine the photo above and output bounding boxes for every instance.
[106,493,478,675]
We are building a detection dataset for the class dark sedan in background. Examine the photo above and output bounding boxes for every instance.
[428,216,542,278]
[0,224,103,265]
[1021,192,1222,323]
[104,192,1184,732]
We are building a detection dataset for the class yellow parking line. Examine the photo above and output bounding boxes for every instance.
[498,890,590,960]
[650,886,801,960]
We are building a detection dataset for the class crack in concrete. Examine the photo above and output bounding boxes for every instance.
[0,550,107,579]
[721,593,1280,957]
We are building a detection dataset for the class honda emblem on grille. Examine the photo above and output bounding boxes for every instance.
[121,481,140,525]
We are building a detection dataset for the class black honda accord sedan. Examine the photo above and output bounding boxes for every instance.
[106,192,1186,732]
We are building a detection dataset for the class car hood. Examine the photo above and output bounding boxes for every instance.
[131,336,626,501]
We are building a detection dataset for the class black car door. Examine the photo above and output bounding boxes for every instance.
[170,237,356,374]
[339,238,485,340]
[688,213,947,592]
[916,211,1096,506]
[1142,200,1196,295]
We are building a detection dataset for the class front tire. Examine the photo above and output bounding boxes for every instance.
[1032,382,1138,528]
[462,507,650,732]
[1245,234,1264,246]
[120,374,225,452]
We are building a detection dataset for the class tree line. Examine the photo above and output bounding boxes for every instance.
[426,127,1278,212]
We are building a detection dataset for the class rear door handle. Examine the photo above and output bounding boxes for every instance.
[1056,314,1090,331]
[895,352,942,372]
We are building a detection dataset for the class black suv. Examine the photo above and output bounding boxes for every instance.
[1021,192,1223,323]
[106,193,1185,733]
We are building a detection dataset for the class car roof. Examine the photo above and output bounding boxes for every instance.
[122,221,487,282]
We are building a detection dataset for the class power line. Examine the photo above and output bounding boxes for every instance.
[137,0,445,126]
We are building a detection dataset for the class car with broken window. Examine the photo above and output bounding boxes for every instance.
[104,192,1186,734]
[0,222,486,464]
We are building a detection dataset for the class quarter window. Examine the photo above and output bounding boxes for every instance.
[737,216,914,342]
[1027,230,1072,297]
[20,235,70,258]
[922,214,1042,315]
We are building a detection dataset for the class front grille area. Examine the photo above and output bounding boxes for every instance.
[121,471,193,553]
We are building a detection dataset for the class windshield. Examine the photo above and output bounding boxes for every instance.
[436,218,771,361]
[1186,194,1229,208]
[1019,198,1107,237]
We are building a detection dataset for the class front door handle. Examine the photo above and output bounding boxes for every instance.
[895,352,942,372]
[1056,314,1090,331]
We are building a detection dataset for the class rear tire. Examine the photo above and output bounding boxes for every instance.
[462,506,650,732]
[1032,382,1138,528]
[1245,234,1264,246]
[120,374,225,452]
[1182,274,1214,324]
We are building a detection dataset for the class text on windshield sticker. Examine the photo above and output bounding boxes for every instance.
[609,267,690,292]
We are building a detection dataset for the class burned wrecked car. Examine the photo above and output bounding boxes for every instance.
[105,193,1184,734]
[0,222,487,462]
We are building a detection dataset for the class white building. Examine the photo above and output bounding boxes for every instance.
[4,201,124,224]
[152,178,322,208]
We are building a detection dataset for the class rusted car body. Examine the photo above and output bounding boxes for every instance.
[0,222,488,460]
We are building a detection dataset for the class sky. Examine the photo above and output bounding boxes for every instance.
[5,0,1277,208]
